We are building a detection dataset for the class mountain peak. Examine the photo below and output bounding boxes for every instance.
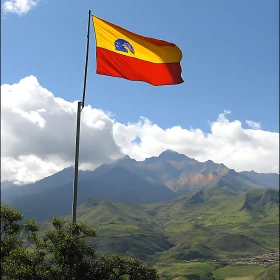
[227,169,238,175]
[203,160,215,166]
[116,155,135,162]
[158,150,191,161]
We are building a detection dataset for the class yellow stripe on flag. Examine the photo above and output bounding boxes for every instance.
[92,16,182,64]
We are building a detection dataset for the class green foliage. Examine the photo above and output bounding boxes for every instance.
[44,218,96,278]
[0,204,24,258]
[89,254,159,279]
[2,246,49,280]
[0,205,159,280]
[1,205,48,279]
[0,204,23,235]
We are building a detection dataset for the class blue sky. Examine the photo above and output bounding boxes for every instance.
[2,0,278,133]
[1,0,279,183]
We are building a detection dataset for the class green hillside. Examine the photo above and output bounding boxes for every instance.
[40,198,173,261]
[156,188,278,261]
[213,265,265,279]
[39,187,279,278]
[255,264,279,280]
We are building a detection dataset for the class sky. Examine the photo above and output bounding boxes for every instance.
[1,0,279,184]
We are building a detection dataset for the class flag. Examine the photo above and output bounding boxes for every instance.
[92,16,184,86]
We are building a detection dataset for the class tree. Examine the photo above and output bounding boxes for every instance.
[0,205,159,280]
[88,254,160,279]
[1,205,48,279]
[1,204,23,258]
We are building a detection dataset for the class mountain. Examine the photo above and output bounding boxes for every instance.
[3,150,278,221]
[240,170,279,189]
[90,150,265,194]
[10,166,177,221]
[4,150,278,279]
[1,167,100,204]
[208,169,265,194]
[135,150,230,193]
[2,167,75,203]
[1,181,16,189]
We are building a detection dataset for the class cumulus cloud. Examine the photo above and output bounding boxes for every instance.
[113,111,279,174]
[1,76,279,184]
[246,120,261,130]
[1,76,124,184]
[2,0,39,16]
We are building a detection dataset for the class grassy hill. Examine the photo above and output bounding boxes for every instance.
[255,264,279,280]
[40,198,173,261]
[154,188,278,262]
[213,265,265,279]
[39,187,279,267]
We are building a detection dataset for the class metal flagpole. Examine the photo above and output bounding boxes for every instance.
[81,10,92,108]
[72,10,91,224]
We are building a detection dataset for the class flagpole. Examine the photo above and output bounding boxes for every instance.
[72,9,91,224]
[72,101,82,225]
[82,9,92,108]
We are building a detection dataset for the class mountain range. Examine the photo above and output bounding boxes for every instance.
[2,150,279,279]
[2,150,279,221]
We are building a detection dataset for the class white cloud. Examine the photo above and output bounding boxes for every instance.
[113,112,279,175]
[246,120,261,130]
[1,76,124,184]
[1,155,68,185]
[2,0,39,16]
[1,76,279,184]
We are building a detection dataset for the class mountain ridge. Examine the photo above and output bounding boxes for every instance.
[8,166,177,221]
[2,150,278,221]
[3,150,278,192]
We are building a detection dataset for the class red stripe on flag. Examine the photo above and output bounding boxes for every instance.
[96,47,184,86]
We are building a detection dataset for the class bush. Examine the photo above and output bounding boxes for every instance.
[0,205,159,280]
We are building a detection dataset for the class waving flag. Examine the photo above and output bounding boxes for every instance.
[92,16,183,86]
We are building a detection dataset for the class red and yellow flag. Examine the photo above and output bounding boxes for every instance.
[92,16,183,86]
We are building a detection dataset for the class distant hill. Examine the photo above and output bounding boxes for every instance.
[10,166,177,221]
[1,167,77,203]
[208,169,265,194]
[240,170,279,189]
